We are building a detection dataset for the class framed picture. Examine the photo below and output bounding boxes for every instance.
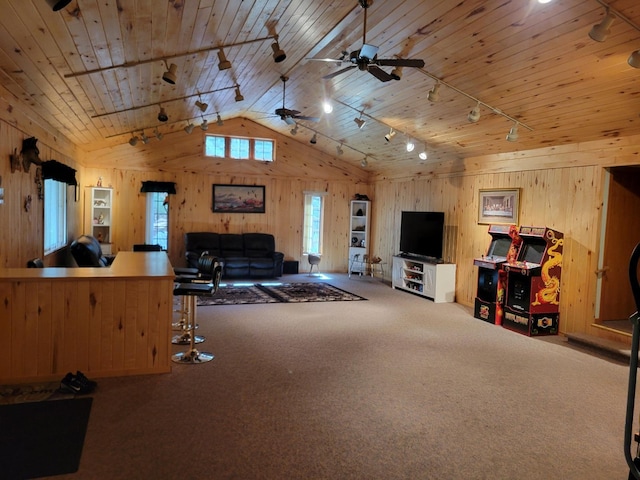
[212,184,265,213]
[478,188,520,225]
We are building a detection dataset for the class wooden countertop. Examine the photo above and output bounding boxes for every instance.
[0,251,175,280]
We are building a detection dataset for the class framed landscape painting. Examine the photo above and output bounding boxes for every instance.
[478,188,520,225]
[212,184,265,213]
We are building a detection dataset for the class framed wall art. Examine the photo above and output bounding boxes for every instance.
[478,188,520,225]
[212,184,265,213]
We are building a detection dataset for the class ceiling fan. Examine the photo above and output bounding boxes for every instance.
[274,75,320,125]
[308,0,425,82]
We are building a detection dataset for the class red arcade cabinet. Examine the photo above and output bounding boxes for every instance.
[473,225,522,325]
[502,226,563,336]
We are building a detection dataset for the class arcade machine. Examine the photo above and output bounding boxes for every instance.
[473,224,522,325]
[502,226,563,336]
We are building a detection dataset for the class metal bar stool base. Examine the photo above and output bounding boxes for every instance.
[172,333,205,345]
[172,349,214,364]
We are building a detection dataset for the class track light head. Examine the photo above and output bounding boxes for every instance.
[200,119,208,131]
[310,133,317,144]
[195,100,208,113]
[162,63,178,84]
[217,49,232,70]
[629,50,640,68]
[216,113,224,127]
[428,83,441,102]
[468,103,481,123]
[141,132,149,144]
[589,11,616,42]
[184,123,194,134]
[128,134,138,146]
[336,144,344,155]
[271,41,287,63]
[361,157,368,168]
[419,150,428,160]
[323,101,333,114]
[390,67,403,81]
[290,124,298,135]
[234,86,244,102]
[354,117,366,129]
[406,140,415,152]
[384,128,396,142]
[153,127,163,140]
[157,107,168,122]
[46,0,72,11]
[506,123,519,142]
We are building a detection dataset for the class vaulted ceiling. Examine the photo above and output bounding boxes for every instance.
[1,0,639,173]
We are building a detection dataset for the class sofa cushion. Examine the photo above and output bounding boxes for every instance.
[220,234,245,257]
[243,233,275,258]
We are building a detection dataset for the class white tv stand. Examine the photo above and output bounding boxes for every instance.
[392,255,456,303]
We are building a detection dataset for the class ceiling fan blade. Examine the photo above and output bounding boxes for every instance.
[306,58,346,63]
[294,115,320,122]
[376,58,425,68]
[322,65,356,80]
[367,65,394,82]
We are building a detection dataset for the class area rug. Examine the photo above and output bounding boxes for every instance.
[0,381,74,405]
[197,284,280,306]
[197,282,367,306]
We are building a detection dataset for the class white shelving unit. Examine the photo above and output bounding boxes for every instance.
[392,256,456,303]
[348,200,370,275]
[85,187,113,254]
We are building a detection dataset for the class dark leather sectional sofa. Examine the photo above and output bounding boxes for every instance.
[184,232,284,279]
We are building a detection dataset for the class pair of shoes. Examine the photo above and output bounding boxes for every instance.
[59,371,97,395]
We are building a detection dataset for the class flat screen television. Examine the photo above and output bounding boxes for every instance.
[399,211,445,260]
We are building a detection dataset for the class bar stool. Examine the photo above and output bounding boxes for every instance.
[172,256,222,364]
[308,253,321,276]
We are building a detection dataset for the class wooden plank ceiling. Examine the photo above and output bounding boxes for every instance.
[1,0,639,174]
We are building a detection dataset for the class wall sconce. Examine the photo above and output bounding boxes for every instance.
[158,106,168,122]
[217,48,232,70]
[162,62,178,84]
[46,0,71,11]
[271,36,287,63]
[234,86,244,102]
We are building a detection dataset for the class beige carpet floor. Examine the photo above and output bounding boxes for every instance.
[40,273,638,479]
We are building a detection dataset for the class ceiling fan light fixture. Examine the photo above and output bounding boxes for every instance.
[428,83,441,102]
[128,134,138,146]
[506,122,519,142]
[354,117,366,129]
[46,0,72,11]
[589,11,616,42]
[468,102,481,123]
[184,123,194,134]
[271,41,287,63]
[157,106,168,122]
[217,49,232,70]
[390,67,403,81]
[200,119,209,131]
[310,133,317,145]
[162,62,178,84]
[384,128,396,142]
[195,100,208,112]
[628,50,640,68]
[234,86,244,102]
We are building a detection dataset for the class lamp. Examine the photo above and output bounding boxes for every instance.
[290,124,298,135]
[153,127,163,141]
[141,131,149,144]
[234,86,244,102]
[506,122,519,142]
[390,66,403,81]
[428,83,441,102]
[336,144,344,155]
[271,37,287,63]
[310,133,317,144]
[217,49,232,70]
[184,123,195,134]
[354,116,366,129]
[46,0,72,11]
[589,10,616,42]
[629,50,640,68]
[128,134,139,146]
[468,102,481,123]
[406,140,415,152]
[216,113,224,127]
[162,62,177,84]
[195,100,208,112]
[200,118,209,131]
[384,128,396,142]
[158,106,168,122]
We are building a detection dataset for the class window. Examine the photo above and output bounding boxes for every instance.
[145,192,169,250]
[44,179,67,254]
[205,134,275,162]
[303,193,325,255]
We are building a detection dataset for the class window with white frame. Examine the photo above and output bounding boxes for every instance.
[204,134,275,162]
[44,179,67,255]
[145,192,169,250]
[303,192,325,255]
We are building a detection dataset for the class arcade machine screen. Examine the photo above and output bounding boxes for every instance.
[487,237,512,258]
[520,239,547,264]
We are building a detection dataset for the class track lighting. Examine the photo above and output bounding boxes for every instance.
[46,0,71,11]
[128,134,138,146]
[361,157,368,168]
[153,127,163,141]
[200,119,208,131]
[195,100,208,113]
[468,102,481,123]
[290,124,298,135]
[141,131,149,144]
[234,86,244,102]
[336,144,344,155]
[629,50,640,68]
[271,38,287,63]
[390,67,403,81]
[217,49,232,70]
[310,133,317,144]
[589,10,616,42]
[323,101,333,114]
[354,117,366,129]
[384,128,396,142]
[506,122,519,142]
[419,148,428,160]
[157,106,168,122]
[162,62,177,84]
[216,113,224,127]
[184,123,194,134]
[428,83,441,102]
[406,140,415,152]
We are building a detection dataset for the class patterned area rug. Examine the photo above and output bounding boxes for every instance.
[197,282,366,306]
[0,382,74,405]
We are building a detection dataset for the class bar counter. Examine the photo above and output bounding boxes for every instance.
[0,252,175,384]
